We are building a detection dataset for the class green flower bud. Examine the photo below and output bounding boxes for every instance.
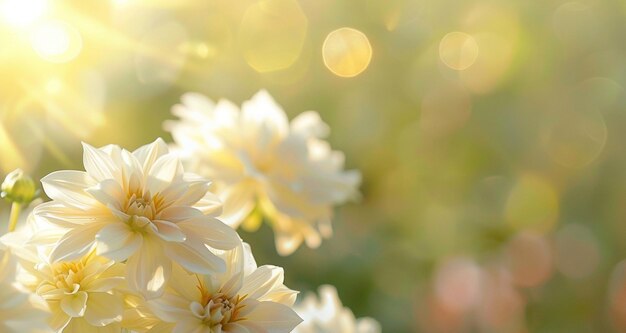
[1,169,38,205]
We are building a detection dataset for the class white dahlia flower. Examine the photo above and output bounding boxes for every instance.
[17,249,126,332]
[166,90,361,255]
[147,243,302,332]
[34,138,241,298]
[0,242,50,333]
[293,285,380,333]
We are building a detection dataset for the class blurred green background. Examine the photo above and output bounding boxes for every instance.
[3,0,626,332]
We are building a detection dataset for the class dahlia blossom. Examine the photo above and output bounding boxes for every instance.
[18,250,126,332]
[147,243,302,332]
[34,138,241,298]
[166,90,361,255]
[0,243,50,333]
[293,285,380,333]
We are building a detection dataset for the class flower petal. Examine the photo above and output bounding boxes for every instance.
[82,142,120,182]
[290,110,330,138]
[126,236,171,299]
[60,291,88,317]
[217,181,256,228]
[133,138,169,174]
[41,171,98,209]
[147,293,192,323]
[164,239,226,274]
[95,223,142,261]
[85,179,124,210]
[239,265,285,301]
[49,225,100,263]
[84,293,123,326]
[158,206,203,223]
[179,216,241,251]
[238,299,302,333]
[152,220,186,242]
[83,276,124,293]
[146,154,184,194]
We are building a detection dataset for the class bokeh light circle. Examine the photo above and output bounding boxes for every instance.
[439,32,479,70]
[30,20,82,63]
[322,27,372,78]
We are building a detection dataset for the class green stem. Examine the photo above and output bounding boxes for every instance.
[8,202,21,232]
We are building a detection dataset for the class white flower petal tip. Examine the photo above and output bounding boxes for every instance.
[166,90,361,255]
[293,285,382,333]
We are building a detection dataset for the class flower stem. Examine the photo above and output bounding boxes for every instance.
[8,202,21,232]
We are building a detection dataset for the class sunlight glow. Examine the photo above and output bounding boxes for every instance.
[0,0,48,28]
[30,20,82,63]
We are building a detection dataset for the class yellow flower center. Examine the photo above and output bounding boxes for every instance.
[52,259,86,293]
[123,191,165,221]
[193,278,246,328]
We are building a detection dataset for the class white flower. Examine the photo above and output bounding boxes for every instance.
[293,285,380,333]
[166,90,361,255]
[34,138,241,298]
[0,242,50,333]
[18,249,126,332]
[148,243,302,333]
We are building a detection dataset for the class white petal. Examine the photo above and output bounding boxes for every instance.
[60,291,88,317]
[33,201,112,228]
[158,206,203,223]
[146,154,184,194]
[170,264,202,301]
[83,276,124,292]
[133,138,170,174]
[63,317,99,333]
[95,223,142,261]
[164,239,225,274]
[82,142,120,182]
[152,220,186,242]
[179,216,241,250]
[84,293,123,326]
[193,190,223,217]
[48,302,71,331]
[172,180,211,206]
[126,237,171,299]
[41,170,99,209]
[290,111,330,138]
[172,318,206,333]
[49,225,99,262]
[217,182,256,228]
[274,230,303,256]
[239,299,302,333]
[263,284,298,305]
[148,293,192,323]
[85,179,124,209]
[223,323,252,333]
[239,265,285,301]
[356,317,382,333]
[241,90,289,140]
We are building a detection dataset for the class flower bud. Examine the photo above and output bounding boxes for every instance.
[1,169,38,205]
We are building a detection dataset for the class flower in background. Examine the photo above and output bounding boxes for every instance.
[148,243,302,332]
[34,138,241,298]
[0,242,50,333]
[166,90,361,255]
[294,285,380,333]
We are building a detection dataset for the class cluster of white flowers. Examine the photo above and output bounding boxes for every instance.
[0,90,378,333]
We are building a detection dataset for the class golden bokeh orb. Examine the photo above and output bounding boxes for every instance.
[30,20,82,63]
[239,0,308,73]
[439,31,479,70]
[322,27,372,78]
